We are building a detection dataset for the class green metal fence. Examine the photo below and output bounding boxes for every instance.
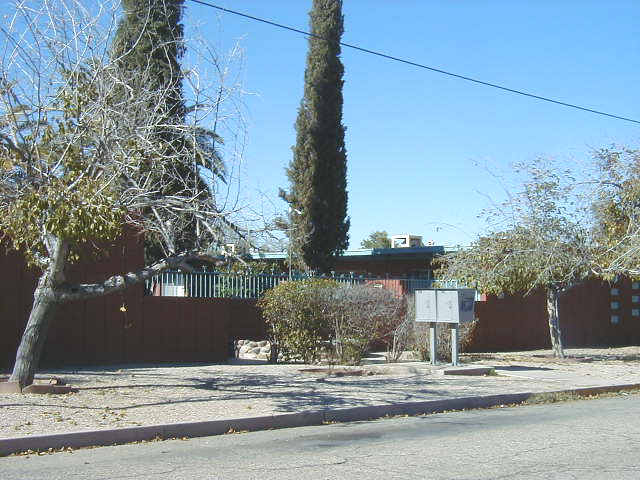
[145,271,441,299]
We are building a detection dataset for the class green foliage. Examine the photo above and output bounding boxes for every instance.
[0,65,126,266]
[282,0,349,273]
[360,230,391,249]
[258,279,338,363]
[591,147,640,279]
[228,260,285,275]
[259,280,405,365]
[112,0,186,120]
[4,179,123,266]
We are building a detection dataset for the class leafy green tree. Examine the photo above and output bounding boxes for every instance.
[112,0,186,122]
[437,161,594,358]
[360,230,391,249]
[590,147,640,277]
[439,149,640,358]
[281,0,349,273]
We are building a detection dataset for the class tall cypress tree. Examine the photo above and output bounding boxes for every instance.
[112,0,219,261]
[112,0,185,127]
[283,0,350,273]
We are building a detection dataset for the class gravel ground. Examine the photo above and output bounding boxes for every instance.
[2,346,640,439]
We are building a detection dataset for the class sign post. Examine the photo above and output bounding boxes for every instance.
[415,289,475,366]
[450,324,458,366]
[429,322,437,365]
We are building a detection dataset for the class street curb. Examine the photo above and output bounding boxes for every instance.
[2,383,639,457]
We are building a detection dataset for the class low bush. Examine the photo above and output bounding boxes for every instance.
[324,284,405,365]
[257,279,337,363]
[258,281,406,365]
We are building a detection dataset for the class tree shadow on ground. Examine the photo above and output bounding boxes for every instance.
[1,372,453,413]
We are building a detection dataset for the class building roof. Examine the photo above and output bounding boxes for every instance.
[250,245,446,262]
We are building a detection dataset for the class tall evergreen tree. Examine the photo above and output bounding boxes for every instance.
[282,0,349,273]
[112,0,220,261]
[112,0,186,128]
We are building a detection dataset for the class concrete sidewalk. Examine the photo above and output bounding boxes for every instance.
[1,347,640,456]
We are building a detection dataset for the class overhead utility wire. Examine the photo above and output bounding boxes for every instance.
[189,0,640,125]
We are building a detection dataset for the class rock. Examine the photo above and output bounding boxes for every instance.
[235,339,275,360]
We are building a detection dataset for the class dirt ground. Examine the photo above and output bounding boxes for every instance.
[2,346,640,440]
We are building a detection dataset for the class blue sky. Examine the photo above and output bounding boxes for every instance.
[182,0,639,248]
[3,1,636,248]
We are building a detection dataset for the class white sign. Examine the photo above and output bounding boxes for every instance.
[415,289,476,323]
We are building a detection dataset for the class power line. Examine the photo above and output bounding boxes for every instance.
[189,0,640,126]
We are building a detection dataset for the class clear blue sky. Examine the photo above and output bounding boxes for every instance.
[182,0,639,248]
[4,1,637,248]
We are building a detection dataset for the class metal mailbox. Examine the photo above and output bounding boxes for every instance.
[415,289,476,324]
[414,288,476,366]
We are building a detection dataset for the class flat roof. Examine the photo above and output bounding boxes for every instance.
[251,245,445,261]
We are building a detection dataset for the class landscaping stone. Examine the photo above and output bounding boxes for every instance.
[235,340,272,360]
[0,382,21,394]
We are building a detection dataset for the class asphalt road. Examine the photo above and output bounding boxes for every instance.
[2,394,639,480]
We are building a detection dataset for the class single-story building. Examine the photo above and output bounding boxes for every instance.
[251,233,446,280]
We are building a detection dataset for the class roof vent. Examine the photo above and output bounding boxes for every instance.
[391,234,423,248]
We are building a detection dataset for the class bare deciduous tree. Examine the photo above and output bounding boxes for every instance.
[0,0,249,387]
[323,284,405,365]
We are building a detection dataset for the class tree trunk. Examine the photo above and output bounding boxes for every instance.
[9,237,67,389]
[546,287,565,359]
